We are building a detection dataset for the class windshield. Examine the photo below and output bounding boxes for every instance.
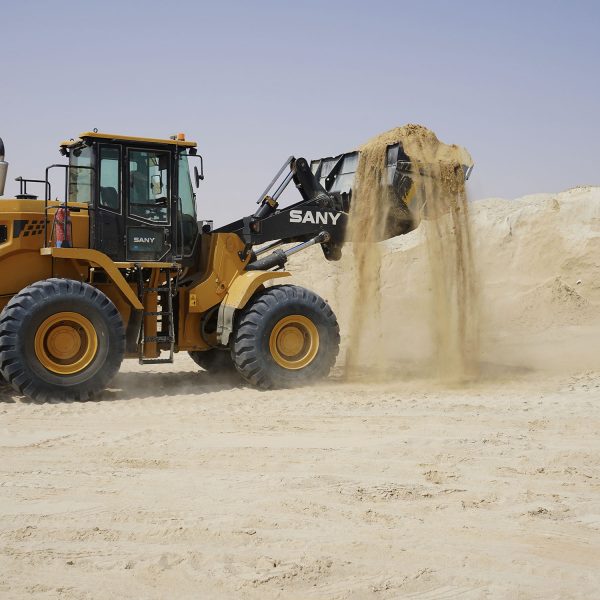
[68,145,93,204]
[178,153,198,255]
[128,149,170,223]
[178,154,196,218]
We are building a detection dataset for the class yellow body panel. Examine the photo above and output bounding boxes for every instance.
[188,233,250,312]
[177,296,210,351]
[221,270,290,309]
[0,198,89,297]
[40,247,144,310]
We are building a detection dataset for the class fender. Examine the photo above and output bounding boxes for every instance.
[40,246,144,310]
[216,270,290,345]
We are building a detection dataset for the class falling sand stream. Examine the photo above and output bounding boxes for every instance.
[345,124,479,381]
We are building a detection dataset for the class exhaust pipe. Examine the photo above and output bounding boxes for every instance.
[0,138,8,196]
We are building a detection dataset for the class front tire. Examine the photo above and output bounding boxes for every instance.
[231,285,340,389]
[0,279,125,401]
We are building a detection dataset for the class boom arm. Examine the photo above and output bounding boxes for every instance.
[216,156,350,264]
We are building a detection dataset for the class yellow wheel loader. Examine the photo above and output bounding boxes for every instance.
[0,131,464,401]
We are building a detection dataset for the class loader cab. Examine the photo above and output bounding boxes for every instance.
[62,132,200,264]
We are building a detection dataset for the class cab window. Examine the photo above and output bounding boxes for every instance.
[99,145,121,211]
[128,149,170,223]
[68,145,93,204]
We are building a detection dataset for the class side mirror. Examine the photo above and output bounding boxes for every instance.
[194,164,204,188]
[0,137,7,196]
[151,174,163,195]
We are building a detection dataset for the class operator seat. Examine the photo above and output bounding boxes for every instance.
[100,186,119,210]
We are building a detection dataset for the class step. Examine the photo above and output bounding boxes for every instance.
[143,335,175,343]
[144,287,171,293]
[139,358,175,365]
[144,311,172,316]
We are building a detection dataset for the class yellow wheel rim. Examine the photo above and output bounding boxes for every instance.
[34,312,98,375]
[269,314,319,370]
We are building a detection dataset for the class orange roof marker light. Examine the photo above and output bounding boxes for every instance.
[177,133,186,141]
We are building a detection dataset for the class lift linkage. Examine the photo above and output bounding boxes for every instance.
[216,156,350,264]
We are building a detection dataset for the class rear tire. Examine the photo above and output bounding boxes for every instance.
[188,349,235,374]
[0,279,125,401]
[231,285,339,389]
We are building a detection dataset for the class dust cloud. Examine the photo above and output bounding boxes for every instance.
[345,124,478,381]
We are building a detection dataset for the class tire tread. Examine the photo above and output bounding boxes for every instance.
[231,284,339,389]
[0,279,125,401]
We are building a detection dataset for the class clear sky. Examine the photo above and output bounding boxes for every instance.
[2,0,599,224]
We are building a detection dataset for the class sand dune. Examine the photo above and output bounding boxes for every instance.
[1,187,599,598]
[288,185,600,374]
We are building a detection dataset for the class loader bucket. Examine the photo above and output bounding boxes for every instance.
[310,142,473,238]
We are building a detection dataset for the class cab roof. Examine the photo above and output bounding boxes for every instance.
[60,131,197,149]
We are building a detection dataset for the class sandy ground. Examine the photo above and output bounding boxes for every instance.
[1,187,600,598]
[1,354,599,599]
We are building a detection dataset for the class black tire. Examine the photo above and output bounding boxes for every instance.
[231,285,339,389]
[0,278,125,402]
[188,349,235,373]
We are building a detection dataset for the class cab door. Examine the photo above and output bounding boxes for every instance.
[96,144,125,261]
[125,147,174,262]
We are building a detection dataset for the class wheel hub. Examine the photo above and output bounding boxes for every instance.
[269,315,319,370]
[47,325,82,360]
[34,312,98,375]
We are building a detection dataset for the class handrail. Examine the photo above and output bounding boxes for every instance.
[44,163,94,248]
[14,176,51,199]
[176,197,184,260]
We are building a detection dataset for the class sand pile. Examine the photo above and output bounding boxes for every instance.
[288,185,600,375]
[341,125,478,380]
